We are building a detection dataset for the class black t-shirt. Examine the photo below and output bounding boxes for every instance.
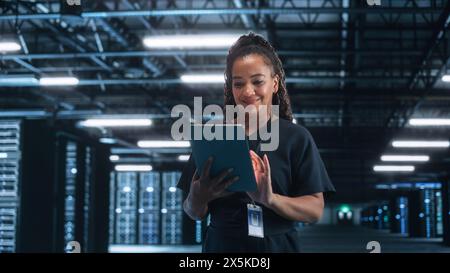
[177,118,335,251]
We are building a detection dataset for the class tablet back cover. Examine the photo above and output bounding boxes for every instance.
[190,124,257,192]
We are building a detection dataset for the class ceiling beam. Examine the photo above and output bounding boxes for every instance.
[0,49,423,61]
[0,8,444,21]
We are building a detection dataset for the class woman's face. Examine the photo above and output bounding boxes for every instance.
[231,54,279,112]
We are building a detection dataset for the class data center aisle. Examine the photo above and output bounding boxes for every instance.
[109,225,450,253]
[298,225,450,253]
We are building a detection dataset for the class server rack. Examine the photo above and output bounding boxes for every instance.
[0,120,21,253]
[161,172,183,245]
[56,134,105,253]
[109,172,116,245]
[408,189,439,238]
[409,190,423,237]
[82,146,93,251]
[443,178,450,246]
[0,120,59,252]
[381,204,390,230]
[435,190,443,237]
[195,220,203,243]
[63,141,77,247]
[138,172,160,244]
[424,189,436,238]
[374,205,383,230]
[360,203,389,230]
[394,196,409,235]
[0,119,109,253]
[109,170,190,247]
[114,172,138,244]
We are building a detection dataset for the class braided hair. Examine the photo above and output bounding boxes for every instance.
[224,32,293,121]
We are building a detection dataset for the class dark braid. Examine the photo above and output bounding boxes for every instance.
[224,32,293,121]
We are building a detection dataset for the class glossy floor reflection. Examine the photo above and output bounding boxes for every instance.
[298,225,450,253]
[109,225,450,253]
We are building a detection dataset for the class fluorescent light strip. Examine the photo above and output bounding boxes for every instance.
[109,155,120,161]
[100,138,117,144]
[409,119,450,126]
[178,155,190,161]
[36,3,50,13]
[137,141,191,148]
[80,119,152,127]
[143,34,239,49]
[115,165,153,172]
[180,74,224,83]
[381,155,429,162]
[39,77,79,86]
[442,75,450,82]
[0,153,8,159]
[373,165,415,172]
[0,77,38,85]
[392,140,450,148]
[0,42,21,52]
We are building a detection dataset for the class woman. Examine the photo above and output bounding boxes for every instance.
[177,32,335,252]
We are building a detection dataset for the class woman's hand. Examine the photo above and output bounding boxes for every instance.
[247,151,324,223]
[189,157,239,204]
[247,150,275,207]
[184,157,238,220]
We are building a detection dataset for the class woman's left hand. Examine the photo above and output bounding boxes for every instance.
[247,150,275,207]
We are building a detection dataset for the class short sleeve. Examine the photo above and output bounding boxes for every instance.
[176,153,196,193]
[291,128,336,197]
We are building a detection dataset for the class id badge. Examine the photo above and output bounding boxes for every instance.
[247,204,264,238]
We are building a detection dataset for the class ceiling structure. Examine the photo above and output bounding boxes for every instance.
[1,0,450,202]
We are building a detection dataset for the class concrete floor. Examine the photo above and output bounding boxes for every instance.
[109,225,450,253]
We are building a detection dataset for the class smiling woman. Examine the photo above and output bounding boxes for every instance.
[224,33,293,124]
[177,32,336,253]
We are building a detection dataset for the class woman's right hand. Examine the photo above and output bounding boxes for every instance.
[189,157,239,204]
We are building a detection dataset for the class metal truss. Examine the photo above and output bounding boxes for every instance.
[384,1,450,128]
[1,0,449,128]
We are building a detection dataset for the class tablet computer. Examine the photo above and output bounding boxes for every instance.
[190,123,257,192]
